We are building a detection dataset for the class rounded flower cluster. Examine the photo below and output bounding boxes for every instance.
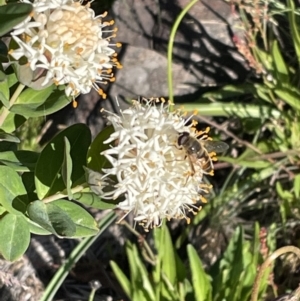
[9,0,121,99]
[100,98,216,230]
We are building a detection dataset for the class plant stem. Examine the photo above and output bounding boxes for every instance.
[88,288,96,301]
[43,184,87,203]
[250,245,300,301]
[167,0,199,103]
[121,220,156,264]
[40,211,117,301]
[0,83,25,127]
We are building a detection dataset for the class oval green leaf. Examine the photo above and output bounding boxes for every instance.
[187,244,212,301]
[10,87,71,118]
[0,129,20,143]
[0,40,8,63]
[0,110,27,133]
[27,218,52,235]
[27,200,76,237]
[0,3,33,36]
[0,213,30,261]
[87,125,114,171]
[35,124,91,199]
[0,150,38,172]
[14,85,54,106]
[0,165,28,214]
[53,200,98,237]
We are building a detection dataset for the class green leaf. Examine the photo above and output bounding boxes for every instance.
[35,124,91,199]
[87,125,114,171]
[153,224,179,300]
[255,49,273,71]
[39,211,117,301]
[275,88,300,111]
[0,150,38,172]
[217,227,246,301]
[228,228,245,285]
[178,102,280,119]
[27,217,52,235]
[73,192,116,209]
[0,110,27,133]
[294,174,300,199]
[0,213,30,261]
[155,224,177,285]
[187,244,212,301]
[255,84,273,104]
[52,200,98,237]
[0,70,9,107]
[0,3,33,36]
[0,206,6,215]
[287,0,300,59]
[201,84,256,99]
[0,140,17,152]
[110,260,132,298]
[126,241,155,301]
[10,87,71,118]
[271,40,289,84]
[27,200,76,237]
[0,165,28,214]
[0,40,8,63]
[220,156,271,169]
[0,129,20,143]
[14,85,54,106]
[7,67,17,88]
[62,137,73,199]
[22,172,38,202]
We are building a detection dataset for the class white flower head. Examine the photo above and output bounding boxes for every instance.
[99,98,218,230]
[9,0,122,99]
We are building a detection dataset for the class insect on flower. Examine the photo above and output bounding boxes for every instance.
[177,130,229,176]
[97,98,227,229]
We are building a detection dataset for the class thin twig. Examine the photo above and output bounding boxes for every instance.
[197,115,295,179]
[120,220,156,265]
[0,83,25,127]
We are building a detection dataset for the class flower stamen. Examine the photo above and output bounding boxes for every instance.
[10,0,121,99]
[94,98,224,230]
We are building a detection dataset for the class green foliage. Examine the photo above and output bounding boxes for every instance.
[0,40,118,260]
[188,245,212,301]
[0,213,30,261]
[11,86,71,117]
[87,125,114,171]
[0,2,299,301]
[0,2,32,36]
[111,224,273,301]
[34,123,91,199]
[27,200,77,237]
